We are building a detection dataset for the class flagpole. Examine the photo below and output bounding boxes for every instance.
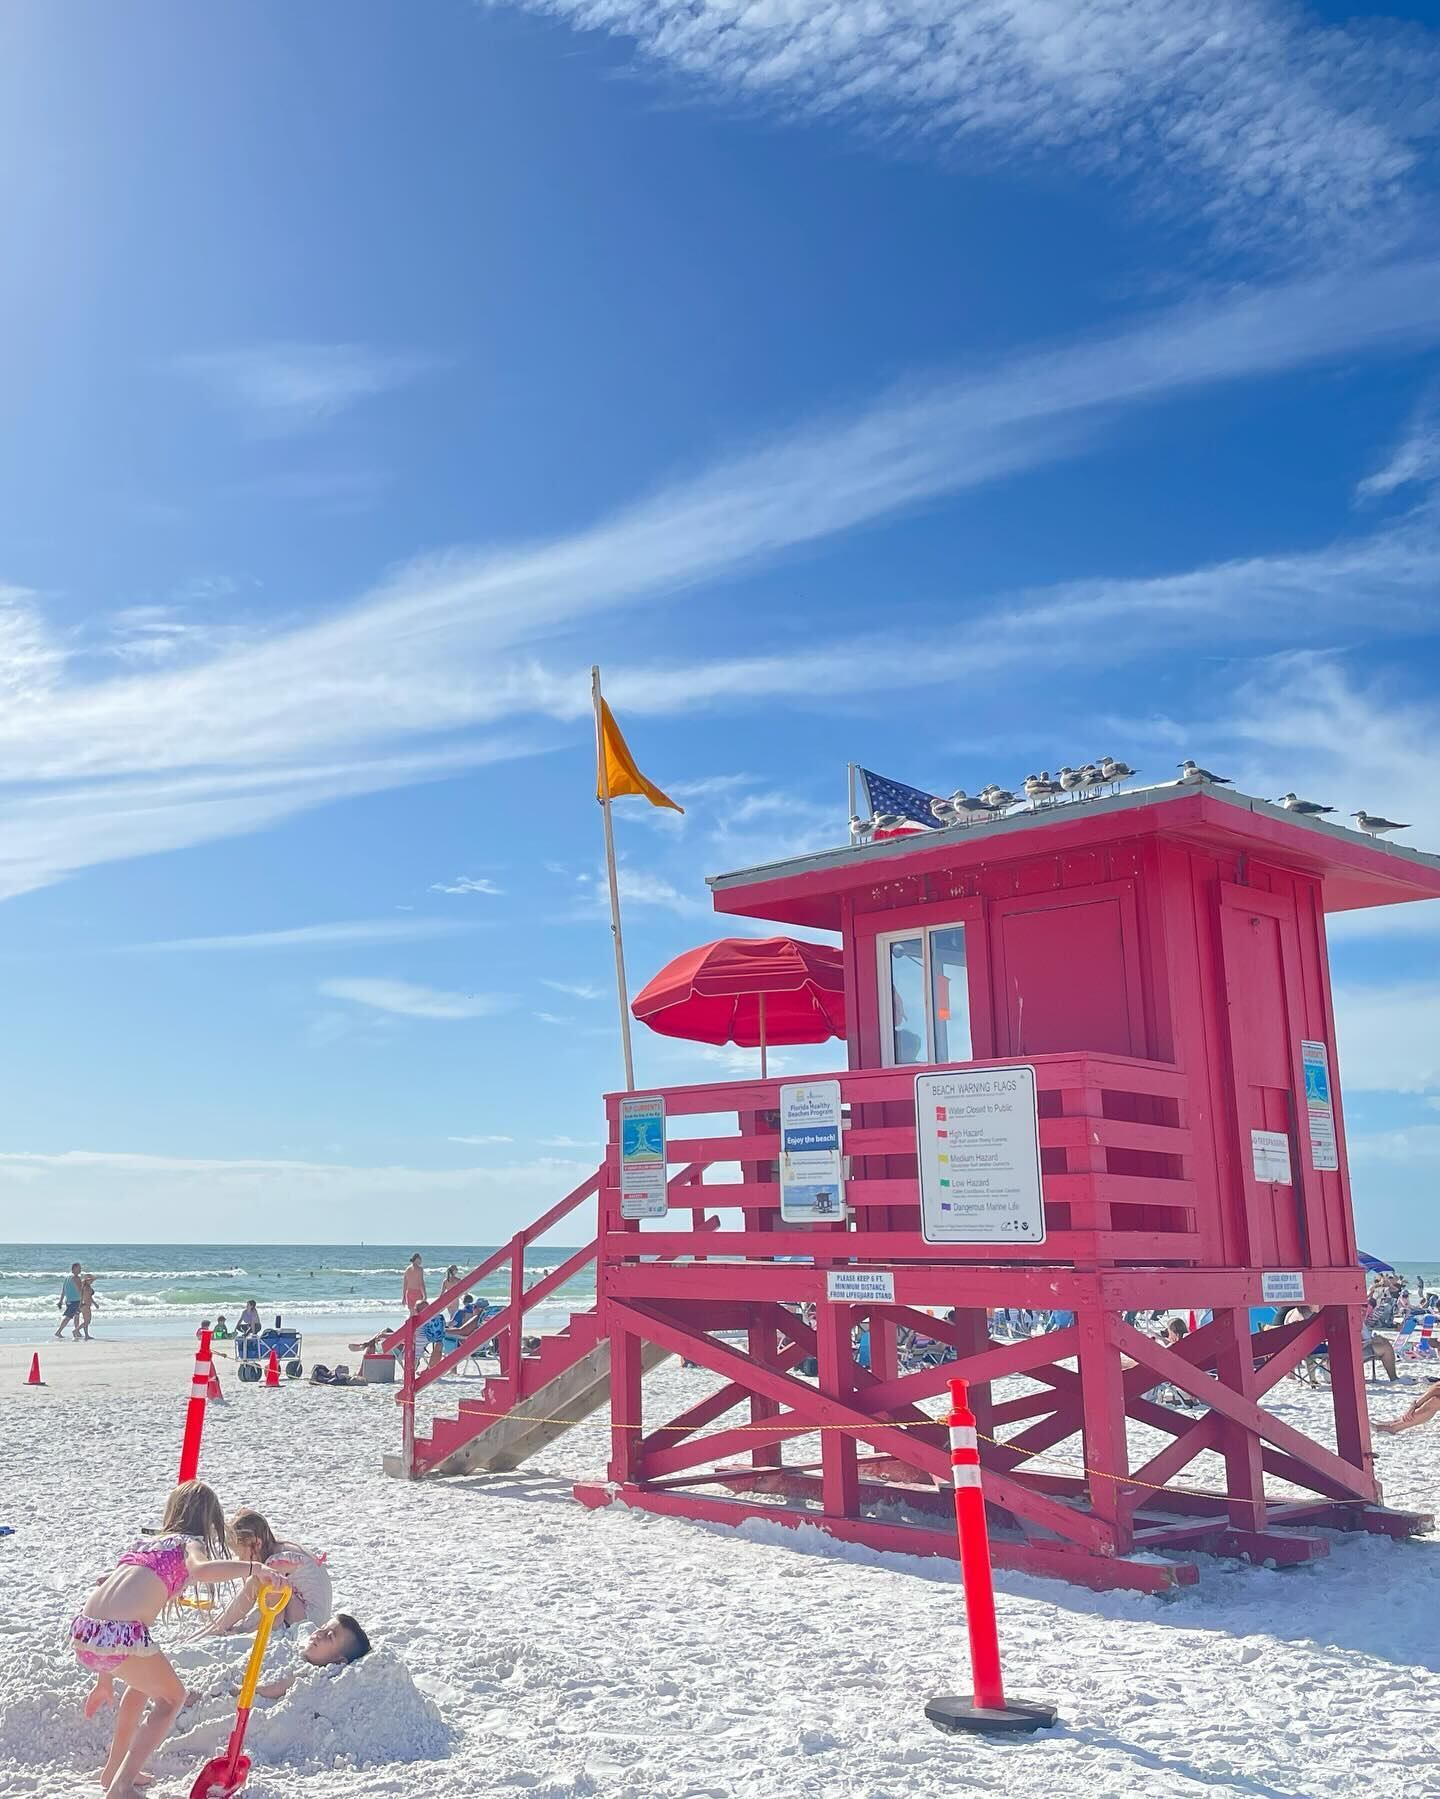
[847,763,859,842]
[593,666,637,1092]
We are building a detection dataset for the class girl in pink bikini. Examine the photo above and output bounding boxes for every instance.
[74,1479,286,1798]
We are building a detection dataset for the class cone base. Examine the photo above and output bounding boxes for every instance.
[924,1695,1058,1736]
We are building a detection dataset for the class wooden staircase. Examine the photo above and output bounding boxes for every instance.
[382,1162,718,1481]
[384,1307,671,1477]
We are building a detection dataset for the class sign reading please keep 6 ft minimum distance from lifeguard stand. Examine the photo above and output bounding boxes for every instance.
[915,1065,1046,1245]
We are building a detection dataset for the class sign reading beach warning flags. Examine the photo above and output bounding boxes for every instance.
[916,1065,1045,1245]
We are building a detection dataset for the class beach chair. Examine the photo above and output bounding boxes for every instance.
[1399,1313,1437,1362]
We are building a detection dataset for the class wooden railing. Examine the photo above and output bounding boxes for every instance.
[382,1168,603,1473]
[603,1052,1201,1268]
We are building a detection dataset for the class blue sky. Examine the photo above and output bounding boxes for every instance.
[3,0,1440,1251]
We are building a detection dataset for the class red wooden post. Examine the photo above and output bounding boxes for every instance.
[815,1300,860,1518]
[178,1328,212,1483]
[925,1376,1057,1736]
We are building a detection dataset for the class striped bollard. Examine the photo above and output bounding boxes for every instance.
[178,1328,213,1484]
[925,1375,1057,1737]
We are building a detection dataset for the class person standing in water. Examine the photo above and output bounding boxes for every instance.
[402,1253,427,1315]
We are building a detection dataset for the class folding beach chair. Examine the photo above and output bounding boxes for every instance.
[1399,1313,1438,1363]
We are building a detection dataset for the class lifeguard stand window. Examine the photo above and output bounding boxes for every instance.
[878,921,971,1065]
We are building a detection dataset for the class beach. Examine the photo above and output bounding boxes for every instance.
[3,1329,1439,1798]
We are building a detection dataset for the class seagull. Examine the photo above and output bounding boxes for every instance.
[849,814,872,841]
[950,789,1000,824]
[1100,756,1135,787]
[980,785,1016,811]
[1058,766,1085,799]
[1078,763,1104,797]
[930,797,963,827]
[1275,793,1335,817]
[1178,760,1232,785]
[1351,810,1409,838]
[1024,772,1060,806]
[872,813,911,833]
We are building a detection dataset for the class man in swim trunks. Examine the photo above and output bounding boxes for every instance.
[55,1263,84,1340]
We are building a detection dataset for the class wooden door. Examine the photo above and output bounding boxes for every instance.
[1218,886,1309,1267]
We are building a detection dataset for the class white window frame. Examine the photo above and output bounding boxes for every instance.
[876,927,927,1068]
[876,919,972,1068]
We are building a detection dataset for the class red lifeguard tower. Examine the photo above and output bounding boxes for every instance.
[388,783,1439,1593]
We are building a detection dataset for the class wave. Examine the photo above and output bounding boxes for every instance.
[0,1267,248,1281]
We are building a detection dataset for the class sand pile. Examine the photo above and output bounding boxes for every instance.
[0,1641,450,1782]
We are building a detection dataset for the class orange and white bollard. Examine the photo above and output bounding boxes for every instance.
[178,1329,213,1483]
[925,1376,1057,1737]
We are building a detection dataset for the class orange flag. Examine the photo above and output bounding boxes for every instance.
[596,699,683,812]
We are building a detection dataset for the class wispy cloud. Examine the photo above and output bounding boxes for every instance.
[447,1134,514,1144]
[540,978,604,1000]
[519,0,1438,258]
[3,259,1440,899]
[175,342,430,436]
[318,978,513,1020]
[1357,389,1440,502]
[430,875,504,896]
[126,918,480,953]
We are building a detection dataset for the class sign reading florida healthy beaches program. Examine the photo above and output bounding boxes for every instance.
[916,1065,1045,1245]
[779,1080,846,1222]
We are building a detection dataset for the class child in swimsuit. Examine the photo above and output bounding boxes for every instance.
[200,1508,333,1636]
[74,1479,286,1799]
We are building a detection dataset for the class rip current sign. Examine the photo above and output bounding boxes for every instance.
[619,1095,668,1219]
[916,1066,1045,1245]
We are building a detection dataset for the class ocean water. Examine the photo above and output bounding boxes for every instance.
[0,1244,595,1342]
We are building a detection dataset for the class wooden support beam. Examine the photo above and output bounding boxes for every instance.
[1112,1320,1378,1500]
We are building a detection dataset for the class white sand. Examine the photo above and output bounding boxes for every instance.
[2,1331,1438,1797]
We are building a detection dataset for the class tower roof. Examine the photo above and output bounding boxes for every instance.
[707,783,1440,931]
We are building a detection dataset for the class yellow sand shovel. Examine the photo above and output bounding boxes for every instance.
[189,1583,289,1797]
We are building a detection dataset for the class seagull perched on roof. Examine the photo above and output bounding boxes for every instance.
[1100,756,1135,786]
[1275,793,1335,817]
[1024,772,1060,805]
[1351,810,1409,838]
[950,789,1000,824]
[980,784,1016,811]
[1078,763,1104,796]
[1058,766,1085,798]
[872,813,911,833]
[930,796,963,827]
[1178,760,1232,785]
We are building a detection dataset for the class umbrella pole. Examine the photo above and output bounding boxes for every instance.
[593,666,636,1091]
[759,993,767,1081]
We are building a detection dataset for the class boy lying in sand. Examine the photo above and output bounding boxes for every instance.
[187,1612,372,1705]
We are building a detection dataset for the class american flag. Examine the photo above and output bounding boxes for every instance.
[856,767,940,835]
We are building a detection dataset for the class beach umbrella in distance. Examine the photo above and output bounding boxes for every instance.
[1359,1251,1396,1274]
[631,936,845,1078]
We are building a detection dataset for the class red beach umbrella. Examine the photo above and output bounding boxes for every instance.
[632,936,846,1077]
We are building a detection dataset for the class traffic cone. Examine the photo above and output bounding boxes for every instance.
[264,1349,280,1388]
[25,1353,43,1386]
[207,1366,224,1402]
